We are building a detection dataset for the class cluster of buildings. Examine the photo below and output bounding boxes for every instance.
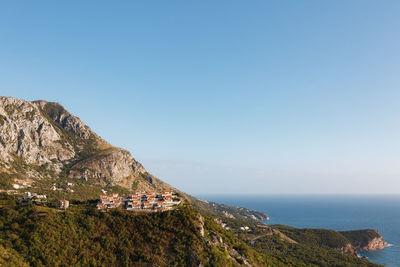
[17,192,69,210]
[96,191,179,211]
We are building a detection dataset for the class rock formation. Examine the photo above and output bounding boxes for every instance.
[340,229,388,251]
[0,97,75,167]
[0,96,166,191]
[358,236,388,250]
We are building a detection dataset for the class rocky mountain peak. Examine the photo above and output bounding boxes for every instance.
[0,96,167,192]
[0,96,75,166]
[32,100,92,140]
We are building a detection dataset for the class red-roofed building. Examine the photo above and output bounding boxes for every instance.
[97,193,122,209]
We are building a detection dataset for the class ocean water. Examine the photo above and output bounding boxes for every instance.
[196,195,400,267]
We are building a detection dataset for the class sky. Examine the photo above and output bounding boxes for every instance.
[1,1,400,195]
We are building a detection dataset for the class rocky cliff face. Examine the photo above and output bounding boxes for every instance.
[340,229,388,251]
[33,100,92,140]
[358,236,388,251]
[336,243,357,255]
[68,148,146,186]
[0,96,165,191]
[0,97,75,168]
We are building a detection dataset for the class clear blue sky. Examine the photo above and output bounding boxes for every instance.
[1,1,400,194]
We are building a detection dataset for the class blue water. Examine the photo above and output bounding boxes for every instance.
[197,195,400,267]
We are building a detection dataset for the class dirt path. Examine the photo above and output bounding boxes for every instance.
[251,231,274,246]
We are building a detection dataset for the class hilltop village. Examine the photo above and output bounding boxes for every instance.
[96,191,181,211]
[3,187,181,212]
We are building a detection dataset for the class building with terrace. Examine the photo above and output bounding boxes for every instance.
[97,193,122,210]
[97,191,180,211]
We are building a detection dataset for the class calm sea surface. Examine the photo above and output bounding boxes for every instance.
[196,195,400,267]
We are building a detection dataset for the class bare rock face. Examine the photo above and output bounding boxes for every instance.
[32,100,92,139]
[0,97,75,167]
[205,231,252,266]
[0,96,156,189]
[358,237,388,250]
[68,148,146,186]
[340,229,388,251]
[336,243,357,255]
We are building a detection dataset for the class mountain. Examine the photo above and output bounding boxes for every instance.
[0,96,171,194]
[0,96,385,266]
[0,96,270,223]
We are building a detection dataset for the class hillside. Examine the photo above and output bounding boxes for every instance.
[0,194,265,267]
[0,97,170,193]
[274,225,356,254]
[0,96,385,266]
[0,96,267,221]
[0,194,382,267]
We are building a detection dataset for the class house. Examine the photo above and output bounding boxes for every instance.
[97,193,122,209]
[161,191,172,196]
[58,200,69,210]
[164,195,172,202]
[143,201,153,209]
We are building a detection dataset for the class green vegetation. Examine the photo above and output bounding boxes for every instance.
[0,244,29,267]
[27,177,131,202]
[0,194,264,267]
[274,225,351,250]
[252,230,380,267]
[0,100,385,266]
[188,196,267,230]
[0,194,384,267]
[0,173,14,189]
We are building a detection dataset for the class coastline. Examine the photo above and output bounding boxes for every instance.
[198,194,400,266]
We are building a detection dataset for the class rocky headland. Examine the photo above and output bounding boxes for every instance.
[340,229,388,251]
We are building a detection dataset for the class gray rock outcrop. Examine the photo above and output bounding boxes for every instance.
[0,97,75,167]
[0,96,152,189]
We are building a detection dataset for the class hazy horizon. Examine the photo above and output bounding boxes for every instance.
[1,1,400,195]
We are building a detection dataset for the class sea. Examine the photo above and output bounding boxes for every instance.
[196,195,400,267]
